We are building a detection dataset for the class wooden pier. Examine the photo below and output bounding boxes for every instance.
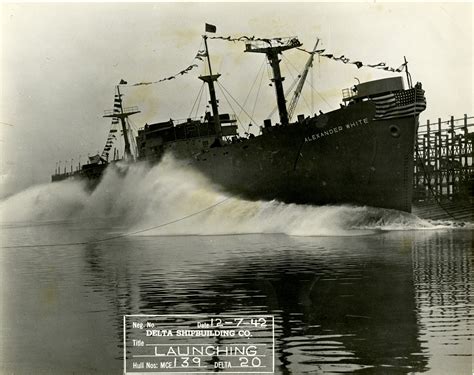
[413,114,473,221]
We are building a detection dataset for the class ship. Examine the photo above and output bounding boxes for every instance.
[52,28,426,213]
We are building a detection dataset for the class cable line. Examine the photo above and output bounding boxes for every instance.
[1,197,232,249]
[251,61,266,122]
[189,82,206,118]
[237,58,266,121]
[216,81,256,133]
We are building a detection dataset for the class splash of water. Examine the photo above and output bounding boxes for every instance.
[0,155,468,236]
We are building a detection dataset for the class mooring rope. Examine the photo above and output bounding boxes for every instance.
[1,197,232,249]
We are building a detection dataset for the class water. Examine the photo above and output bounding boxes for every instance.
[0,158,472,374]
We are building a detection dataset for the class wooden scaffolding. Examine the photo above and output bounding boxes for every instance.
[414,114,473,203]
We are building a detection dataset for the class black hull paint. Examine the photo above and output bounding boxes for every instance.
[187,101,417,212]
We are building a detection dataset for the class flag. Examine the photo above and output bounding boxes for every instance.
[395,62,408,72]
[205,23,217,33]
[372,87,426,120]
[368,62,386,68]
[195,50,208,60]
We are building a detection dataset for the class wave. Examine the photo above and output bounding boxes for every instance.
[0,155,470,236]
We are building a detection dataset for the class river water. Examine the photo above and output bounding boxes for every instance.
[0,159,472,374]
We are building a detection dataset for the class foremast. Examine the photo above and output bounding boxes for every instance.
[245,37,302,126]
[103,85,140,161]
[199,31,222,139]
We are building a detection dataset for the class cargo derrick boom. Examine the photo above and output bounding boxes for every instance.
[245,37,302,126]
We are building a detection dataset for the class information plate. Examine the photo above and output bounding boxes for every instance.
[124,314,274,374]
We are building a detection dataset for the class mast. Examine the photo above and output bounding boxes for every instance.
[199,33,222,138]
[103,85,140,161]
[245,37,302,126]
[404,56,413,89]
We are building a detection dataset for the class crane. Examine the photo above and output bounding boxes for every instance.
[287,38,320,122]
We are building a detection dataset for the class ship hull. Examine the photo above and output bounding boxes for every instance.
[51,94,419,212]
[187,101,417,212]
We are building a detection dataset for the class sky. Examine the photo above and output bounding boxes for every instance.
[0,2,472,197]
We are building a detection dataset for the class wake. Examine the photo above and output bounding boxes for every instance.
[0,156,470,236]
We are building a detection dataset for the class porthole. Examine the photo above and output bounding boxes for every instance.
[389,125,400,138]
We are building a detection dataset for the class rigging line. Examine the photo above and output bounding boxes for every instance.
[1,196,232,249]
[128,118,139,132]
[281,52,331,110]
[311,60,314,114]
[267,107,278,122]
[309,61,319,114]
[303,78,332,110]
[237,58,266,120]
[282,54,301,75]
[281,56,302,97]
[194,83,205,119]
[267,57,300,119]
[189,82,206,118]
[217,81,257,132]
[284,55,314,116]
[251,60,266,120]
[265,56,273,82]
[283,54,329,112]
[263,56,279,120]
[204,82,209,113]
[215,82,246,133]
[296,86,314,116]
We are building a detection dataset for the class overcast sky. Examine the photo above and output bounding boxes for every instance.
[0,2,472,197]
